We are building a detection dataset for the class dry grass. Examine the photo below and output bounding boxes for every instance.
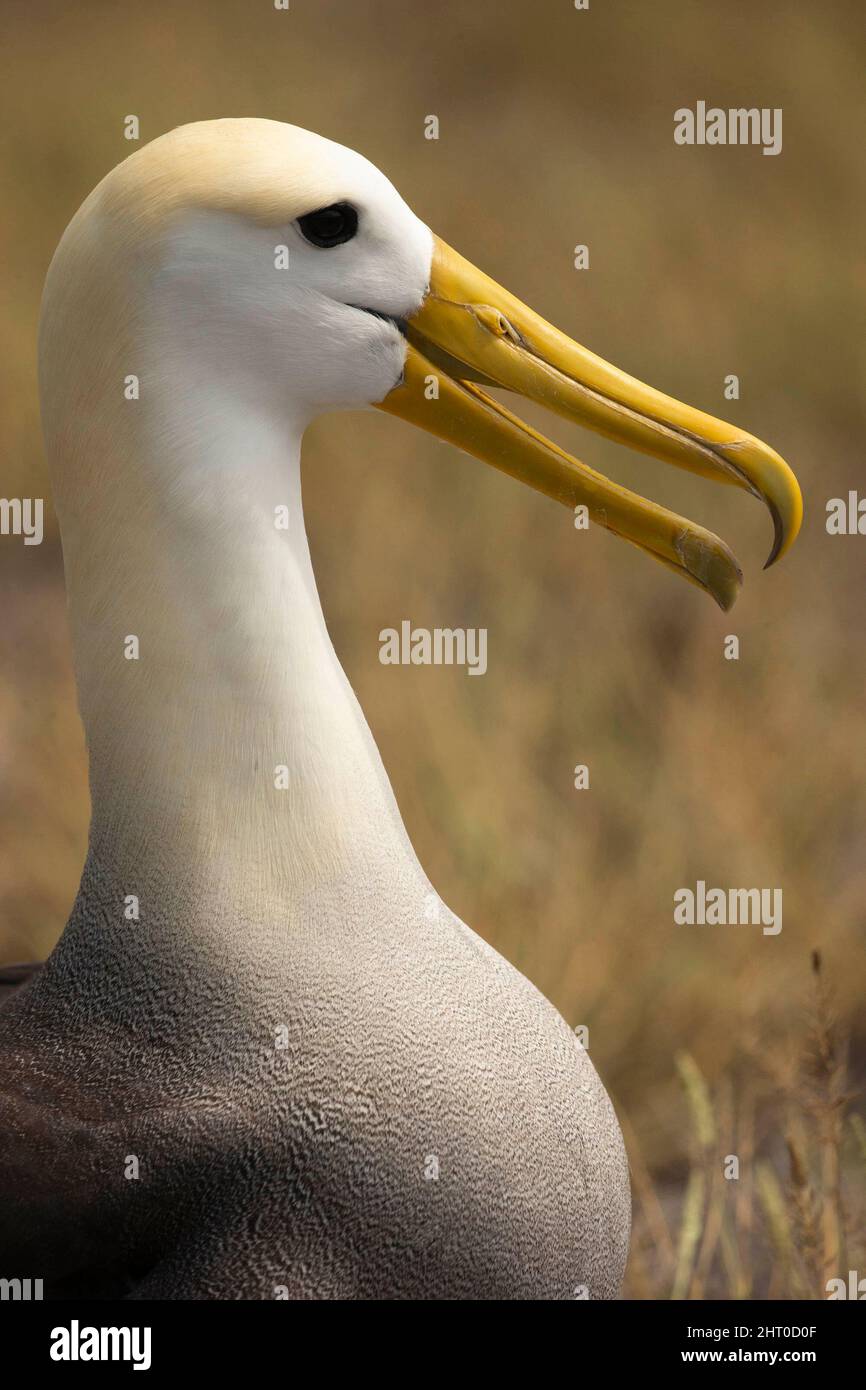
[624,953,864,1299]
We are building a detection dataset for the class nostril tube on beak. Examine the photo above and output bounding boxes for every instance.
[473,304,522,344]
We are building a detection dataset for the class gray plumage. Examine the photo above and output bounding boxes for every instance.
[1,857,629,1298]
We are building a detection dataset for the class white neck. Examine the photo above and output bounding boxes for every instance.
[62,392,418,915]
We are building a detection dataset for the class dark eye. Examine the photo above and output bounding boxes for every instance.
[297,202,358,248]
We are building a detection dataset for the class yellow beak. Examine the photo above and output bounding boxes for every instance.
[377,236,802,610]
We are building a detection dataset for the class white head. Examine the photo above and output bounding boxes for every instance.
[135,122,432,422]
[41,120,432,492]
[40,116,798,621]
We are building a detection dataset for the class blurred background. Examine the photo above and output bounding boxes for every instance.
[0,0,863,1297]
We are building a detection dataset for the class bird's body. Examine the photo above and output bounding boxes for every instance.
[1,863,628,1298]
[0,118,801,1299]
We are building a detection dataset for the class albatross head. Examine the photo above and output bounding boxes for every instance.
[41,117,801,618]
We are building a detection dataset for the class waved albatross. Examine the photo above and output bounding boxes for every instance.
[0,120,802,1300]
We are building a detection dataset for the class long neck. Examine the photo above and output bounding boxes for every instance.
[59,402,419,933]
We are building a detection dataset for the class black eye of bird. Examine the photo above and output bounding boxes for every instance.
[297,202,358,248]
